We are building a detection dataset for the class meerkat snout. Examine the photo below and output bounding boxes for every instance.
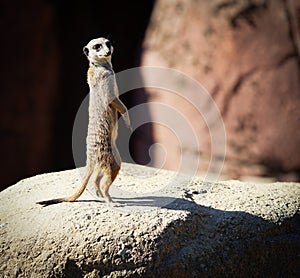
[83,38,114,64]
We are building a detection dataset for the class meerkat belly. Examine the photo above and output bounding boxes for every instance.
[86,108,118,164]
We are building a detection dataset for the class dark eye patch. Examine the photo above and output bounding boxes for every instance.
[92,44,102,50]
[105,41,111,49]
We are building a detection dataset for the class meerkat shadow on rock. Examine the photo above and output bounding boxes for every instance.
[37,37,131,207]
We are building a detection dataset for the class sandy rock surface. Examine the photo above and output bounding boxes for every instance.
[0,163,299,277]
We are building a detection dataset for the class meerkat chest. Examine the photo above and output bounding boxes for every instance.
[87,66,118,124]
[88,88,117,125]
[88,66,114,89]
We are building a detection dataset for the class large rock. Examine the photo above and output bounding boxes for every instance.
[141,0,300,179]
[0,163,299,277]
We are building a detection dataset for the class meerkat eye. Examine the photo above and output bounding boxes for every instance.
[92,44,102,50]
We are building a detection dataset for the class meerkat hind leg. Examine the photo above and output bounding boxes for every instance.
[100,175,114,203]
[100,167,120,204]
[94,171,104,198]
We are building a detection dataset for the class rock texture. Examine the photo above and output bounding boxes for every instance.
[141,0,300,179]
[0,163,299,277]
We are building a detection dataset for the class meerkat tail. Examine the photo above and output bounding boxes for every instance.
[37,165,94,206]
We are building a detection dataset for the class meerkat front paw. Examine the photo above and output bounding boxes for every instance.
[123,111,132,131]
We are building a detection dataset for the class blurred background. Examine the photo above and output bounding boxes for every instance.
[1,0,300,190]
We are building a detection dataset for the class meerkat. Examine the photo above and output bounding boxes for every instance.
[37,37,130,205]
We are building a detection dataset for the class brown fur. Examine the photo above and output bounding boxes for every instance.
[37,38,130,206]
[87,67,94,80]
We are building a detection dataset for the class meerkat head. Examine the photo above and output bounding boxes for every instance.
[83,37,113,64]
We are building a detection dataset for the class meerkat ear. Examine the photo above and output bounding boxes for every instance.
[83,46,89,57]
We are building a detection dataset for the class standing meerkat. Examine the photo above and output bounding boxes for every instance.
[37,37,130,205]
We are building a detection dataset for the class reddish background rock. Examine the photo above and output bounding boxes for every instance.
[141,0,300,180]
[0,1,59,188]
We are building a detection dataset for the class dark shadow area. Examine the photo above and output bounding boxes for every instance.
[0,1,155,189]
[260,156,300,182]
[65,195,299,276]
[115,196,200,210]
[53,0,155,172]
[111,196,299,277]
[151,201,300,277]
